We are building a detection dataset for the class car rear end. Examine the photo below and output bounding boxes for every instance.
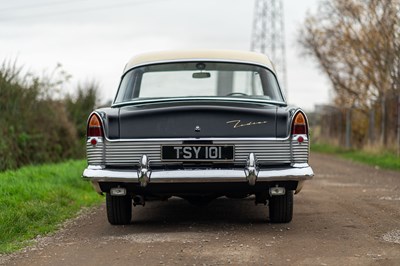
[82,50,313,225]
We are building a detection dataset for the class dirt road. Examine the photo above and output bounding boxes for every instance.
[2,153,400,265]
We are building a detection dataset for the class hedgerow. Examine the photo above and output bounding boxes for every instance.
[0,60,99,171]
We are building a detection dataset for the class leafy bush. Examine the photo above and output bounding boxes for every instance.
[65,82,99,157]
[0,61,99,171]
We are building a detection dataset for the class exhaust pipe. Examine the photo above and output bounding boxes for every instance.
[133,195,145,206]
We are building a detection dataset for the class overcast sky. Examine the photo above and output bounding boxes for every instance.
[0,0,331,111]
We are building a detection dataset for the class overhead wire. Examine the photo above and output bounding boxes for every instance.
[0,0,175,21]
[0,0,89,13]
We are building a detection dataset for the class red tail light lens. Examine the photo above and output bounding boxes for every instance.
[87,114,103,137]
[292,112,307,135]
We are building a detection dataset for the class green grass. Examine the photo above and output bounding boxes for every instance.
[0,160,103,254]
[311,143,400,171]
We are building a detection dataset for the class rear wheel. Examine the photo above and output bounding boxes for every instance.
[268,190,293,223]
[106,193,132,225]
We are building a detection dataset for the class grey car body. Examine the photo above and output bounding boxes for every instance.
[83,50,313,225]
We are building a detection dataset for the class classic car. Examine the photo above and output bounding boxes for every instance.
[83,50,313,225]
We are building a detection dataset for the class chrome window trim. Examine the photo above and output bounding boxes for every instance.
[113,59,286,106]
[122,59,276,75]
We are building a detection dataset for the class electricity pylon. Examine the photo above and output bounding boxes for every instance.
[251,0,287,99]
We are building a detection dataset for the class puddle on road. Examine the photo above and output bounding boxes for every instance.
[382,230,400,244]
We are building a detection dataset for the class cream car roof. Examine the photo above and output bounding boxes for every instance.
[123,50,275,74]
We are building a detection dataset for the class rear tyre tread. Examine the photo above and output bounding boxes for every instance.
[106,193,132,225]
[269,190,293,223]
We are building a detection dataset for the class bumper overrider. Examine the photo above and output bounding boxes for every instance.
[83,153,314,194]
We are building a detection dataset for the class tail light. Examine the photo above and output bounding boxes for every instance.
[87,113,104,137]
[291,112,308,135]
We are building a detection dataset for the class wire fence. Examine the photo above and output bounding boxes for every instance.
[310,93,400,156]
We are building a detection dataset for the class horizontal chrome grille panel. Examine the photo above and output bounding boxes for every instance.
[104,141,178,166]
[216,140,291,164]
[87,138,309,166]
[291,140,309,163]
[86,141,104,165]
[85,139,309,166]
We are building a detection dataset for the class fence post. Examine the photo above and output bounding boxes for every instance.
[381,96,386,146]
[345,108,352,149]
[338,110,343,146]
[397,94,400,157]
[369,109,375,145]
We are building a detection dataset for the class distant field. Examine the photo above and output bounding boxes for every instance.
[311,143,400,171]
[0,160,103,254]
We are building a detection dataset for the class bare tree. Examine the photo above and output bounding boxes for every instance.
[299,0,399,111]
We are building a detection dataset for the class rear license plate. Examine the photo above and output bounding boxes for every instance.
[161,145,234,162]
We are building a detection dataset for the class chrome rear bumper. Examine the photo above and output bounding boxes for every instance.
[83,164,313,183]
[83,153,313,194]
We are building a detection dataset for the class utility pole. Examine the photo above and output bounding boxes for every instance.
[250,0,287,99]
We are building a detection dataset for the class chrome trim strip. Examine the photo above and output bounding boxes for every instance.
[112,97,286,108]
[82,165,314,184]
[123,58,275,73]
[101,136,305,142]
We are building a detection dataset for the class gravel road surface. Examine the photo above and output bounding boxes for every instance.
[1,153,400,265]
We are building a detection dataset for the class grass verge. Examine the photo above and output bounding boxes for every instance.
[0,160,103,254]
[311,143,400,171]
